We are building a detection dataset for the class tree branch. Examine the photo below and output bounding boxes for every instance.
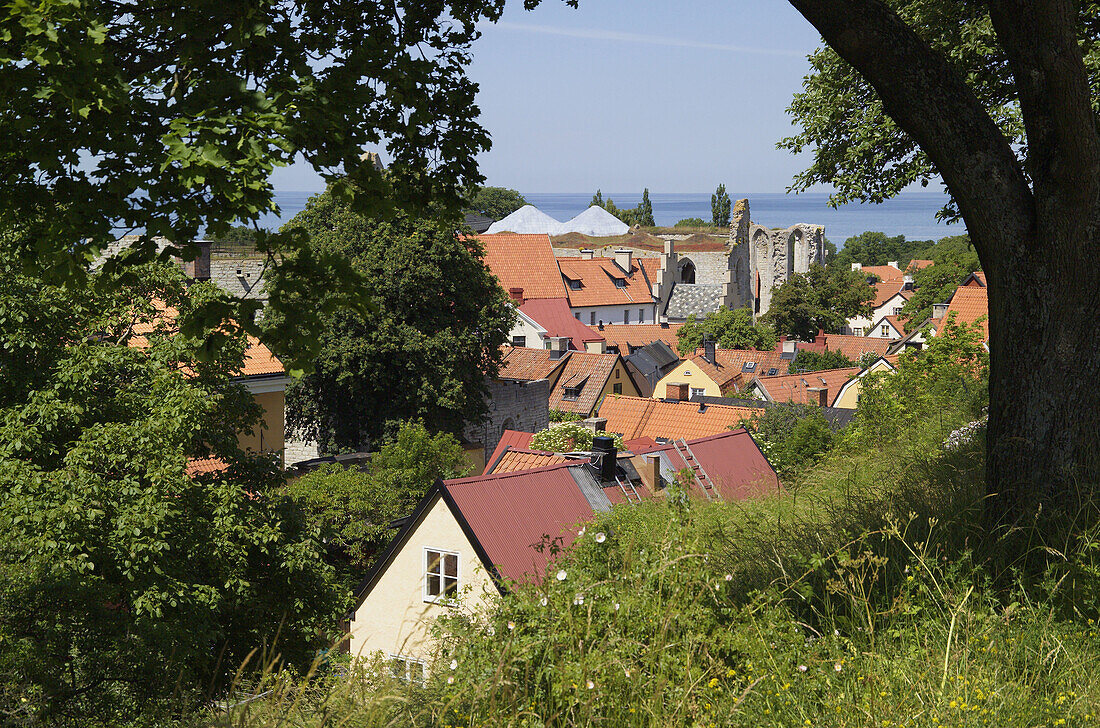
[786,0,1035,265]
[987,0,1100,232]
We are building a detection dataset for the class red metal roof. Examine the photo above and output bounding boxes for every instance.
[519,298,605,345]
[642,430,781,502]
[444,463,597,585]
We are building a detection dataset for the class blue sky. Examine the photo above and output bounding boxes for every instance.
[272,2,829,194]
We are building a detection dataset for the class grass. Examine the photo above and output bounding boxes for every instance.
[212,421,1100,728]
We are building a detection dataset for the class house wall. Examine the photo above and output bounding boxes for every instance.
[348,496,498,664]
[570,304,659,327]
[652,360,722,399]
[210,257,268,301]
[463,378,551,463]
[237,389,285,459]
[597,359,642,408]
[847,293,908,336]
[508,315,547,349]
[832,359,895,409]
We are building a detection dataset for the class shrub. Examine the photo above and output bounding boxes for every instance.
[530,423,624,453]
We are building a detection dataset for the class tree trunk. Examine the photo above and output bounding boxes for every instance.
[984,219,1100,524]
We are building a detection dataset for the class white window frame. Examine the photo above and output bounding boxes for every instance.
[387,654,427,684]
[690,387,707,398]
[423,547,460,604]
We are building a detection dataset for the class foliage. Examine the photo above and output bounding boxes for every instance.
[911,234,981,272]
[589,189,603,208]
[762,264,875,340]
[830,230,934,270]
[711,183,731,227]
[823,237,837,263]
[0,261,339,724]
[899,261,971,330]
[207,225,270,245]
[283,422,468,587]
[549,409,584,423]
[636,188,655,227]
[676,307,776,355]
[790,348,854,372]
[272,188,514,453]
[0,0,527,370]
[468,186,527,220]
[674,217,710,228]
[589,188,654,227]
[739,403,839,475]
[530,424,624,453]
[850,313,988,448]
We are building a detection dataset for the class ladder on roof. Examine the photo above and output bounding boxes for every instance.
[672,439,721,501]
[615,473,643,504]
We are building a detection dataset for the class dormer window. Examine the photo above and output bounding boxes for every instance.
[569,279,583,290]
[563,385,583,400]
[613,278,627,288]
[742,362,757,373]
[767,368,778,376]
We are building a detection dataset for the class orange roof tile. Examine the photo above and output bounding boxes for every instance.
[499,346,568,382]
[872,281,911,308]
[597,323,683,352]
[862,264,905,282]
[596,395,761,441]
[818,334,893,361]
[687,348,788,391]
[944,286,989,340]
[752,367,863,407]
[488,448,569,474]
[558,256,656,308]
[908,259,934,271]
[186,457,228,476]
[963,271,987,287]
[476,233,569,300]
[549,351,622,415]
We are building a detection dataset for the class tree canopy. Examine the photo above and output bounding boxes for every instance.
[711,184,731,227]
[790,348,855,373]
[469,186,527,220]
[676,307,776,355]
[272,187,514,453]
[761,264,875,340]
[0,261,338,722]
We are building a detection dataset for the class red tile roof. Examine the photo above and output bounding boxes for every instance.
[483,430,536,475]
[477,233,569,300]
[487,448,569,474]
[908,259,934,271]
[862,264,905,283]
[519,298,605,345]
[443,463,599,584]
[944,285,989,340]
[752,367,862,407]
[686,347,788,391]
[596,395,761,441]
[558,257,656,308]
[499,346,569,382]
[598,323,683,352]
[638,430,781,502]
[811,334,894,361]
[963,271,987,287]
[186,457,228,476]
[872,281,911,309]
[549,352,623,415]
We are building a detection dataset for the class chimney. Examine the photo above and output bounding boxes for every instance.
[582,417,607,433]
[703,339,716,365]
[851,262,862,271]
[581,248,595,260]
[637,454,662,492]
[591,435,618,483]
[508,287,525,306]
[548,336,569,360]
[614,248,633,272]
[183,241,212,281]
[585,339,607,354]
[666,382,689,401]
[888,261,899,270]
[807,386,829,407]
[902,274,914,291]
[932,302,948,320]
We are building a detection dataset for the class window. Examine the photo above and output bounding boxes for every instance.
[511,336,526,348]
[590,311,596,325]
[388,655,426,684]
[615,369,620,379]
[690,387,706,398]
[574,312,580,320]
[853,327,864,337]
[425,549,458,602]
[563,385,583,400]
[893,306,902,316]
[613,278,627,288]
[742,362,757,373]
[613,383,623,394]
[638,308,644,322]
[569,279,583,290]
[683,370,692,376]
[624,309,630,324]
[880,324,890,337]
[767,368,779,376]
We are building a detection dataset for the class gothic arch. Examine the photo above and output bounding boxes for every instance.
[678,258,696,284]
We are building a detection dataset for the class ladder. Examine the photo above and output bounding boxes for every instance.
[672,439,721,501]
[615,473,643,504]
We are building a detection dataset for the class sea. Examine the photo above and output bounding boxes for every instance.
[261,190,966,245]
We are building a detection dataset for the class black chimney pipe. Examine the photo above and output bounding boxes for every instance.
[591,435,617,482]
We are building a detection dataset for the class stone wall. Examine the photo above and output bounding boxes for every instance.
[210,256,268,301]
[462,377,551,463]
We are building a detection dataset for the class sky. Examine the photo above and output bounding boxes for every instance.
[271,2,831,194]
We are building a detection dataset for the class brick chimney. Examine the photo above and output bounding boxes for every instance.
[637,453,661,492]
[183,241,211,281]
[580,248,595,260]
[807,386,829,407]
[508,287,525,306]
[665,381,689,401]
[614,248,633,273]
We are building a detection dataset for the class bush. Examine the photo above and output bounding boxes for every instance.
[739,403,839,476]
[548,409,584,423]
[530,423,624,453]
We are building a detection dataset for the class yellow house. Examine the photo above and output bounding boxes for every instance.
[348,462,618,669]
[747,357,897,409]
[653,347,786,400]
[232,339,291,459]
[831,356,897,409]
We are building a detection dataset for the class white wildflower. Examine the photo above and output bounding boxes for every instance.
[614,602,620,611]
[798,665,808,673]
[540,597,548,606]
[447,676,454,685]
[595,532,606,543]
[724,574,732,581]
[586,680,594,690]
[834,663,843,672]
[573,594,584,605]
[449,659,458,671]
[556,569,567,581]
[507,621,515,631]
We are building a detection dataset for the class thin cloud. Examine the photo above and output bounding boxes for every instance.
[485,21,805,58]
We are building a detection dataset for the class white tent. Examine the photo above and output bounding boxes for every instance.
[559,205,629,236]
[485,205,564,235]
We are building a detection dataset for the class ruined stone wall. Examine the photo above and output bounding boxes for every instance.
[210,257,268,301]
[462,377,550,463]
